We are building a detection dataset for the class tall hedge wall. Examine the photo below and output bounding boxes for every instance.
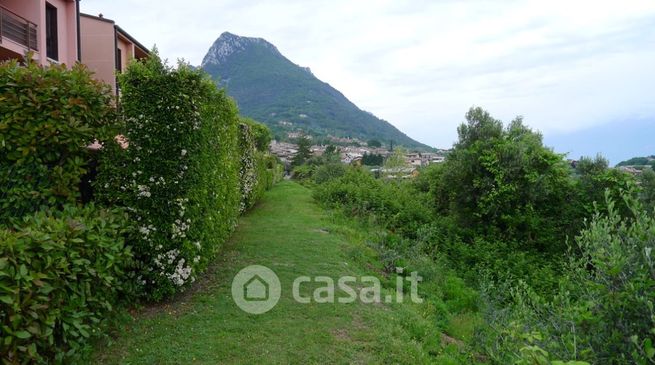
[0,60,132,363]
[238,121,283,212]
[0,60,115,225]
[1,55,281,362]
[95,56,242,301]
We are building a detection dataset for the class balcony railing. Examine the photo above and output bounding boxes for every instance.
[0,5,38,51]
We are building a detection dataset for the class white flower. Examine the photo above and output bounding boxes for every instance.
[137,185,151,198]
[181,149,187,156]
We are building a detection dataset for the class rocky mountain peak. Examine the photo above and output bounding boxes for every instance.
[201,32,280,68]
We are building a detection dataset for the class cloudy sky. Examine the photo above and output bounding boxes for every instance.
[82,0,655,164]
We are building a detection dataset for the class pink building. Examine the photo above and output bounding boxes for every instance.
[80,13,148,95]
[0,0,79,66]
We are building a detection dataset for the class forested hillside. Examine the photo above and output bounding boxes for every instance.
[201,32,431,150]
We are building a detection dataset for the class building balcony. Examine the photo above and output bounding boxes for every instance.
[0,4,38,52]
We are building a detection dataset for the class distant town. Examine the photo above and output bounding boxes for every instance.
[269,134,450,168]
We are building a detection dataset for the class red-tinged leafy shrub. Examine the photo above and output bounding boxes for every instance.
[0,59,115,224]
[0,204,133,364]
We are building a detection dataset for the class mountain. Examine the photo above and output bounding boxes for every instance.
[201,32,431,150]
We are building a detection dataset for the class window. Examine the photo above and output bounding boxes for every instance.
[45,3,58,60]
[116,48,122,72]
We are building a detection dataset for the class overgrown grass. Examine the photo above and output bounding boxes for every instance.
[89,181,482,364]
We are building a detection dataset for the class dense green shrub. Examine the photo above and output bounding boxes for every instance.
[238,120,281,211]
[478,191,655,364]
[240,117,272,151]
[314,167,433,238]
[430,107,574,252]
[238,122,258,212]
[254,152,283,195]
[312,163,346,184]
[574,155,636,218]
[640,168,655,212]
[0,204,132,363]
[94,55,241,301]
[0,60,115,224]
[292,164,315,181]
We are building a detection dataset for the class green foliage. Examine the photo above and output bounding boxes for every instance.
[240,117,272,151]
[367,139,382,148]
[312,163,346,185]
[291,164,315,182]
[0,204,132,364]
[575,155,636,218]
[0,60,115,224]
[314,167,433,238]
[201,33,430,149]
[640,168,655,212]
[617,155,654,167]
[383,146,410,171]
[238,122,258,212]
[478,191,655,364]
[94,54,241,301]
[310,106,654,364]
[323,144,341,164]
[431,107,575,252]
[237,121,281,211]
[291,136,312,167]
[362,152,384,166]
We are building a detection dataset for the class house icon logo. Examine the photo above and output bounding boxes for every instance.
[244,275,269,301]
[232,265,281,314]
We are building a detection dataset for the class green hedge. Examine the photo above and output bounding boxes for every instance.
[238,121,282,212]
[238,122,258,212]
[0,60,115,225]
[94,55,242,301]
[0,205,132,363]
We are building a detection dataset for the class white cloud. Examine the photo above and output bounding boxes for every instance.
[81,0,655,148]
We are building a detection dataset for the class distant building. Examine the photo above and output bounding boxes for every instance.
[80,13,149,95]
[618,166,643,176]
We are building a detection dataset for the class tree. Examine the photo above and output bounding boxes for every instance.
[362,153,383,166]
[292,136,312,166]
[432,107,572,250]
[640,168,655,212]
[383,146,409,172]
[323,144,341,163]
[367,139,382,148]
[575,154,635,218]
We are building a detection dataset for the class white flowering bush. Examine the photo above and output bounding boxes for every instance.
[238,120,284,212]
[238,123,258,212]
[94,54,241,301]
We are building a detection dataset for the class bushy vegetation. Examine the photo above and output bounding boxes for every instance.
[94,55,243,300]
[478,192,655,364]
[238,120,283,211]
[0,60,130,363]
[0,205,132,363]
[1,54,280,362]
[311,106,652,364]
[314,168,433,239]
[0,60,115,224]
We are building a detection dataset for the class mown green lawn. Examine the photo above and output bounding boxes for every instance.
[91,181,476,364]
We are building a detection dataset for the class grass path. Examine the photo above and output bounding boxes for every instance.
[92,181,467,364]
